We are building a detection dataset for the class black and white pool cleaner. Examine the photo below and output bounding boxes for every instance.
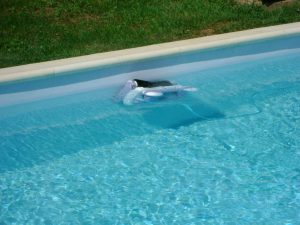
[117,79,197,105]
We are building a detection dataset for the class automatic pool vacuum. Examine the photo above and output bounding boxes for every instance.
[116,79,197,105]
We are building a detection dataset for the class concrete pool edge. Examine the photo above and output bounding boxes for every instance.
[0,22,300,83]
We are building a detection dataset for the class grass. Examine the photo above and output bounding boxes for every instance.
[0,0,300,68]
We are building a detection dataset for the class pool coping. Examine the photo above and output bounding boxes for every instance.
[1,22,300,83]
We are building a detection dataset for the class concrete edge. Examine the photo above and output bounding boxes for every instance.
[1,22,300,83]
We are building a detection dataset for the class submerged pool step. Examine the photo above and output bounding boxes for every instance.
[0,98,225,172]
[0,112,153,172]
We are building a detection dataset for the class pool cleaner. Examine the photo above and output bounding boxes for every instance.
[116,79,197,105]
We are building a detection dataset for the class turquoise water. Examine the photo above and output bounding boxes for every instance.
[1,35,300,224]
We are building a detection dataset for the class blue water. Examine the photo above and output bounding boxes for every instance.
[1,35,300,224]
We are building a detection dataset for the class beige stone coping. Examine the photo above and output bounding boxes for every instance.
[0,22,300,83]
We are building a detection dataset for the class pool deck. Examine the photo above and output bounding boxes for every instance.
[0,22,300,83]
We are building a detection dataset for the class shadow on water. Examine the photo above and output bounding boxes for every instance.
[141,96,225,129]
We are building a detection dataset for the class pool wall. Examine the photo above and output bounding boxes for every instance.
[0,22,300,83]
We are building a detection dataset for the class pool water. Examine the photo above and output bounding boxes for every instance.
[0,35,300,224]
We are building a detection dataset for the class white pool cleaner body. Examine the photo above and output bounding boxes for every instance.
[117,79,197,105]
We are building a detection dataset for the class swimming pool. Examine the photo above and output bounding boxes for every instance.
[1,33,300,224]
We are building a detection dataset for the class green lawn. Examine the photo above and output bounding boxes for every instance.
[0,0,300,68]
